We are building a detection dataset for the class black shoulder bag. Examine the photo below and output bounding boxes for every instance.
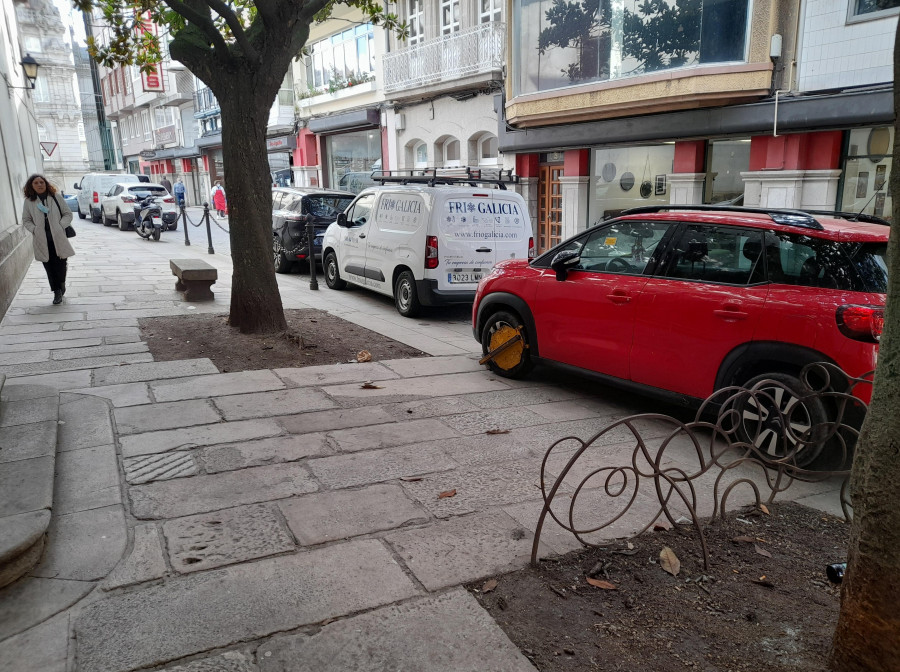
[51,194,76,238]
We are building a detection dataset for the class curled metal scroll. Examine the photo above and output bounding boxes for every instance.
[531,363,873,570]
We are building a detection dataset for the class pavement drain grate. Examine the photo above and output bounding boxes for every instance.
[124,451,198,484]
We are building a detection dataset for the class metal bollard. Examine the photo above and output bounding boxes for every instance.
[181,205,191,246]
[306,218,319,290]
[202,202,215,255]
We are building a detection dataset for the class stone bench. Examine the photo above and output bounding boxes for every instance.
[170,258,217,301]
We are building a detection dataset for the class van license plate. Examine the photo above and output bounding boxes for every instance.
[449,272,482,283]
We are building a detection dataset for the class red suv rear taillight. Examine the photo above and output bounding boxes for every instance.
[121,196,135,203]
[425,235,438,269]
[528,236,535,260]
[837,305,884,343]
[93,191,99,203]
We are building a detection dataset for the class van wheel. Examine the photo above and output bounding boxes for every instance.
[324,252,346,290]
[735,372,830,469]
[77,205,86,220]
[117,211,129,231]
[394,271,421,317]
[481,310,533,379]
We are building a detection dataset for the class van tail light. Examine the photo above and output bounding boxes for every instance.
[93,191,99,203]
[528,237,535,260]
[425,236,439,269]
[836,305,884,343]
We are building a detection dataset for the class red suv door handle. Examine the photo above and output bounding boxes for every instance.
[714,308,749,320]
[607,290,631,304]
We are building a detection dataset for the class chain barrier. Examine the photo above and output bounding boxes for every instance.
[182,207,229,234]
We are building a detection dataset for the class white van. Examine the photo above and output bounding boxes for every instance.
[321,179,533,317]
[74,173,142,223]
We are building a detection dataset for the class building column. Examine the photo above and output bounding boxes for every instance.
[742,132,843,210]
[561,149,590,239]
[668,140,706,205]
[515,153,540,239]
[292,128,321,188]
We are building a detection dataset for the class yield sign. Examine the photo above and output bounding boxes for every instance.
[40,142,57,156]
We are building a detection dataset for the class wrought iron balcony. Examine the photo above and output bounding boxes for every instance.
[382,22,505,95]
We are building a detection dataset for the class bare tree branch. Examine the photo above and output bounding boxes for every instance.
[299,0,333,23]
[253,0,279,30]
[163,0,231,60]
[200,0,260,63]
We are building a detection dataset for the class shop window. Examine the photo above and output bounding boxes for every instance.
[851,0,900,17]
[513,0,750,96]
[704,139,750,204]
[326,129,382,191]
[588,144,675,223]
[840,127,894,222]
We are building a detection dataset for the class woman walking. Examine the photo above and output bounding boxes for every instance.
[22,174,74,305]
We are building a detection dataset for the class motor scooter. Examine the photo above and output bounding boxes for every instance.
[134,195,164,241]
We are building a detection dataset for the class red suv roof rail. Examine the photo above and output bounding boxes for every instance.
[801,210,890,226]
[615,205,824,230]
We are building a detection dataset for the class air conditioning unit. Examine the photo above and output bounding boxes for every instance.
[395,113,405,131]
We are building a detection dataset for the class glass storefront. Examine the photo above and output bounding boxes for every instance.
[326,129,382,194]
[588,144,675,223]
[840,127,893,221]
[705,138,751,203]
[513,0,750,96]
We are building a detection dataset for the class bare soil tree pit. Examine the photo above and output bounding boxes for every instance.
[469,503,847,672]
[139,309,429,372]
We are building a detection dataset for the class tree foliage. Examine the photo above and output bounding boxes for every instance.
[622,0,700,74]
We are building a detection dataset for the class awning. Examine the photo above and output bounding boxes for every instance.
[307,108,380,134]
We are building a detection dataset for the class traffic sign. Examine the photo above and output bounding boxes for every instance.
[39,142,57,156]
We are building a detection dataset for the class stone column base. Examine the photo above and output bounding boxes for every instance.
[667,173,706,205]
[741,169,842,211]
[559,176,590,240]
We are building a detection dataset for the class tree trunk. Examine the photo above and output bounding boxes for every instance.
[830,20,900,672]
[217,83,288,334]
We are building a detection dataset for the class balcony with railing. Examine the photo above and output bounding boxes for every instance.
[383,21,505,96]
[193,87,219,118]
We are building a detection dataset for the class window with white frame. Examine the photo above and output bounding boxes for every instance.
[408,0,425,45]
[141,109,151,140]
[414,141,427,168]
[154,106,177,129]
[480,0,501,23]
[33,75,49,102]
[852,0,900,16]
[479,134,498,165]
[24,36,41,53]
[441,0,460,34]
[304,24,375,91]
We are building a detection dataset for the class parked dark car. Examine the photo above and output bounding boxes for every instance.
[272,187,355,273]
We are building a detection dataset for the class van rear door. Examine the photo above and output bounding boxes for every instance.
[436,193,497,292]
[490,191,529,264]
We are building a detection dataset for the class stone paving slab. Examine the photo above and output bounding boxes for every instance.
[212,388,336,421]
[323,371,511,401]
[0,420,57,463]
[31,505,127,582]
[465,385,584,409]
[74,539,421,672]
[327,418,459,453]
[120,418,284,458]
[101,524,168,591]
[0,395,57,428]
[92,358,219,386]
[129,463,318,519]
[200,434,332,474]
[380,395,479,420]
[54,445,121,515]
[0,352,154,377]
[275,405,396,434]
[379,355,481,378]
[279,484,430,546]
[0,350,51,367]
[439,407,550,435]
[57,394,114,451]
[308,444,458,490]
[0,457,54,518]
[114,399,221,435]
[273,362,400,388]
[69,382,152,407]
[0,577,92,641]
[0,326,136,345]
[0,370,92,400]
[2,337,101,353]
[157,650,258,672]
[257,588,536,672]
[50,342,149,361]
[385,510,551,592]
[1,312,84,326]
[151,370,286,403]
[61,318,139,331]
[0,610,69,672]
[163,504,295,574]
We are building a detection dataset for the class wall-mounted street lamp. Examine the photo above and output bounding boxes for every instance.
[20,54,40,89]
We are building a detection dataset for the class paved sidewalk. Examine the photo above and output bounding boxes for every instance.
[0,223,844,671]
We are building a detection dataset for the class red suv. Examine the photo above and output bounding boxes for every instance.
[473,206,887,467]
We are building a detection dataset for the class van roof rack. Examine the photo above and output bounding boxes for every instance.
[614,204,825,231]
[370,167,519,190]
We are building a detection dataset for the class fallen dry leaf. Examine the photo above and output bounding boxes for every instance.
[759,504,771,515]
[755,544,773,558]
[400,476,423,482]
[659,546,681,576]
[627,542,634,550]
[438,489,457,499]
[586,577,617,590]
[360,381,383,389]
[486,429,510,435]
[482,579,498,593]
[653,519,672,531]
[357,350,372,363]
[732,536,755,543]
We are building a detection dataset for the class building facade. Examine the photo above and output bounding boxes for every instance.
[501,0,896,254]
[0,0,44,318]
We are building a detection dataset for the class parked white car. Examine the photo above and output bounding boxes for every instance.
[321,177,533,317]
[100,182,178,231]
[74,173,142,223]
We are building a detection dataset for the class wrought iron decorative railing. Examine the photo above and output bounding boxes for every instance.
[382,22,505,94]
[532,363,871,569]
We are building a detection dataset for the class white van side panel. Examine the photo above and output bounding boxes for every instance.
[364,192,428,295]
